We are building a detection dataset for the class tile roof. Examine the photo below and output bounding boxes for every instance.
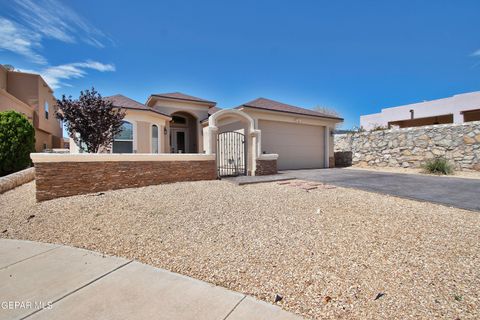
[106,94,171,118]
[236,97,343,120]
[200,106,223,123]
[150,92,216,105]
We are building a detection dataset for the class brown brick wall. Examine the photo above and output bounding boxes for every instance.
[34,160,217,202]
[255,159,277,176]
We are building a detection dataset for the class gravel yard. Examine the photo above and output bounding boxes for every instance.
[1,180,479,319]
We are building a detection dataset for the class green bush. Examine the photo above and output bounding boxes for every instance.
[422,157,454,175]
[0,111,35,176]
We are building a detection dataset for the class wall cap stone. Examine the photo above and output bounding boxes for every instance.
[31,153,216,163]
[0,167,35,194]
[258,153,279,160]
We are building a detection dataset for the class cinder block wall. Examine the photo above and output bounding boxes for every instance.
[334,121,480,170]
[32,154,217,201]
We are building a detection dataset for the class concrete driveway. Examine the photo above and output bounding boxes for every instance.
[282,168,480,212]
[0,239,302,320]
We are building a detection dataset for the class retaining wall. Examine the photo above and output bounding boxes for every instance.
[334,121,480,170]
[0,167,35,194]
[31,154,217,201]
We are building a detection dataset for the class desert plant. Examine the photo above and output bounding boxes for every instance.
[422,157,454,175]
[56,87,125,153]
[371,124,388,131]
[0,111,35,176]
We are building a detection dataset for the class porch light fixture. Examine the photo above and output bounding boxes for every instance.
[164,127,168,135]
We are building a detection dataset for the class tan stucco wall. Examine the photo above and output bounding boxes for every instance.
[6,72,39,112]
[0,90,34,119]
[4,70,62,150]
[0,66,7,90]
[148,98,212,153]
[37,77,62,138]
[136,121,151,153]
[123,109,169,153]
[35,129,52,151]
[217,118,248,134]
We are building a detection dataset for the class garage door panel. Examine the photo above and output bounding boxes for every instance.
[259,120,324,170]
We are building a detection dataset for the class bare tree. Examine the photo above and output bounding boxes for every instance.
[3,64,16,71]
[56,87,126,153]
[313,105,341,118]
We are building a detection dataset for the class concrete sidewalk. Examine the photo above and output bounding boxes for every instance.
[0,239,302,320]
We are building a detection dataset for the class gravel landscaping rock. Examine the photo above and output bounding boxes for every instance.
[1,181,479,319]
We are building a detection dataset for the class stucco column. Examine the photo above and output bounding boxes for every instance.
[158,124,164,153]
[453,112,463,124]
[197,120,203,153]
[205,125,218,155]
[249,129,261,175]
[324,126,330,168]
[256,129,262,158]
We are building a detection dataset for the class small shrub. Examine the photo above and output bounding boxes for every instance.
[371,124,388,131]
[422,157,454,175]
[0,111,35,176]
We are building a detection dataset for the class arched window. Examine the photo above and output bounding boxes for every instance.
[113,121,133,153]
[152,124,159,153]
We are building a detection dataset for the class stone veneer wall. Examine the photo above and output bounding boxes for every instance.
[32,154,217,201]
[255,159,278,176]
[334,121,480,170]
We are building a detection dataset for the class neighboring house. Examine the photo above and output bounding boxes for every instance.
[70,92,343,172]
[361,91,480,130]
[0,65,63,151]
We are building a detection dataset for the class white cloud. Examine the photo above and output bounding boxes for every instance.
[472,49,480,56]
[21,61,116,89]
[0,0,113,64]
[12,0,112,47]
[0,17,47,64]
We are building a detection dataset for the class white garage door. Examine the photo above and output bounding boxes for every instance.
[259,120,325,170]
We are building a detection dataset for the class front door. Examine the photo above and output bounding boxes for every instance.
[171,128,188,153]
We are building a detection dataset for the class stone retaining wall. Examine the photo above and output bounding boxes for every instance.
[334,121,480,170]
[31,154,217,201]
[0,167,35,194]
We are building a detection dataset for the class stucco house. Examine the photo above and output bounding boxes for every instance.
[0,65,63,151]
[361,91,480,130]
[70,92,342,175]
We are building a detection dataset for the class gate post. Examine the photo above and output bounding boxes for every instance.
[204,125,218,155]
[249,129,261,176]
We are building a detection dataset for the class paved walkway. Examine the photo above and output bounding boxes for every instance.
[0,239,302,320]
[282,168,480,212]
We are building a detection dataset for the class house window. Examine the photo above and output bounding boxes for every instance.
[112,121,133,153]
[152,124,159,153]
[45,102,49,119]
[172,115,187,125]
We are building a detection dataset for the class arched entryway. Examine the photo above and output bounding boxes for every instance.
[205,109,260,176]
[169,111,198,153]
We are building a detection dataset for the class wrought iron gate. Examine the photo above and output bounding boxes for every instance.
[217,131,247,177]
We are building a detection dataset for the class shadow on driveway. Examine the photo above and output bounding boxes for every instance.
[282,168,480,212]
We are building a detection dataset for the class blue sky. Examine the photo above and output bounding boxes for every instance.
[1,0,480,129]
